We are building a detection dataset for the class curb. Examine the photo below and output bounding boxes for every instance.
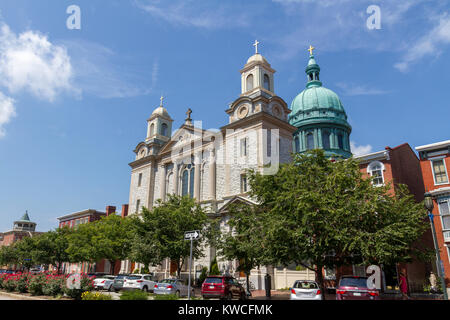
[0,291,46,300]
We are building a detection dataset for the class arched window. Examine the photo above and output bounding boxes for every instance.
[322,130,330,149]
[181,169,189,196]
[367,161,385,186]
[264,74,270,91]
[150,123,155,136]
[294,136,300,153]
[246,74,254,91]
[306,132,314,150]
[338,133,344,149]
[161,123,168,136]
[189,167,195,199]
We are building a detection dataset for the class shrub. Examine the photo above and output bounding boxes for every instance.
[120,290,148,300]
[3,275,18,292]
[153,293,179,300]
[28,273,46,296]
[209,257,220,275]
[0,274,7,289]
[16,273,28,293]
[63,273,95,300]
[140,266,150,274]
[81,291,113,300]
[43,275,65,297]
[197,267,208,287]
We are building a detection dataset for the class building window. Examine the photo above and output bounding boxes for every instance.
[294,136,300,153]
[181,165,195,198]
[322,130,330,149]
[136,199,140,213]
[264,74,270,91]
[240,138,248,157]
[241,174,248,193]
[431,159,449,185]
[246,74,254,91]
[138,173,143,187]
[367,161,385,186]
[150,123,155,136]
[338,133,344,149]
[161,123,168,136]
[306,132,314,150]
[438,200,450,231]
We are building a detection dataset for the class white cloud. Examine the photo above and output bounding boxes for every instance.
[0,24,75,102]
[395,13,450,72]
[135,0,251,29]
[351,141,373,156]
[0,91,15,138]
[335,82,390,96]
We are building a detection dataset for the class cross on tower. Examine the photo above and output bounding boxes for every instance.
[160,95,164,106]
[308,45,315,56]
[186,108,192,120]
[253,40,260,54]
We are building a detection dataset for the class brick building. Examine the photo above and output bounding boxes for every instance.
[323,143,433,293]
[56,205,129,275]
[416,139,450,297]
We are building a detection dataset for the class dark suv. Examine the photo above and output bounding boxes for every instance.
[201,276,247,300]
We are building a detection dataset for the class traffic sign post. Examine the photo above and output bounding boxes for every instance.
[185,230,201,301]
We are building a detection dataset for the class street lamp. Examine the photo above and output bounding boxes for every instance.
[424,192,448,300]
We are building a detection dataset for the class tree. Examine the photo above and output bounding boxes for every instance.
[247,149,428,295]
[13,237,38,270]
[32,227,73,274]
[217,202,266,295]
[209,256,220,275]
[0,245,18,268]
[67,214,133,275]
[129,194,210,277]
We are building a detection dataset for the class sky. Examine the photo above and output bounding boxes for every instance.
[0,0,449,232]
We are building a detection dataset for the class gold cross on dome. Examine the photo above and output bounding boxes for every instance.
[253,40,260,54]
[308,45,315,56]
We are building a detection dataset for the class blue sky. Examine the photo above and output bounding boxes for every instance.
[0,0,449,232]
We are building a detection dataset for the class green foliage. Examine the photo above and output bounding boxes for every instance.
[153,293,179,300]
[129,194,210,277]
[0,245,18,267]
[246,149,428,288]
[43,275,65,297]
[16,273,28,293]
[3,276,17,292]
[209,257,220,275]
[197,267,208,286]
[81,291,113,300]
[120,290,149,300]
[140,266,150,274]
[63,274,95,300]
[28,273,46,296]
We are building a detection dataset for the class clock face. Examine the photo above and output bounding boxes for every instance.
[237,104,249,119]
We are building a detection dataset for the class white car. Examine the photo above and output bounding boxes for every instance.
[290,280,323,300]
[122,274,156,292]
[93,275,116,291]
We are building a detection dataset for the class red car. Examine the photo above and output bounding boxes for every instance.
[336,275,380,300]
[201,276,247,300]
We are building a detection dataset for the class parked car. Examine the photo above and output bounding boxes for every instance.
[122,274,155,292]
[112,274,130,292]
[336,275,379,300]
[289,280,323,300]
[154,279,194,298]
[201,276,247,300]
[93,275,116,291]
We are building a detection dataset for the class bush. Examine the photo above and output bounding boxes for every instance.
[63,273,95,300]
[16,273,28,293]
[81,291,113,300]
[28,273,46,296]
[120,290,148,300]
[197,267,208,287]
[209,257,220,276]
[3,275,18,292]
[153,293,179,300]
[43,275,65,297]
[0,274,8,290]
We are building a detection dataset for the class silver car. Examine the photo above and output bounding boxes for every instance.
[153,279,195,298]
[93,275,116,291]
[290,280,323,300]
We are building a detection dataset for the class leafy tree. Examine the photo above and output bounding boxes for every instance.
[217,202,266,294]
[13,237,38,270]
[67,214,133,275]
[129,194,210,277]
[0,245,18,268]
[209,256,220,275]
[247,149,428,294]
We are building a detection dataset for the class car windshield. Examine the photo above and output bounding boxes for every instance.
[339,277,368,288]
[293,281,318,289]
[115,275,127,280]
[104,276,115,280]
[126,275,141,280]
[204,277,223,284]
[160,279,177,284]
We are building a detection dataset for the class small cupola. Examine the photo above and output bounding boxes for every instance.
[146,96,173,142]
[305,46,322,88]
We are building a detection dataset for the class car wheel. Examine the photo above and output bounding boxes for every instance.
[142,286,148,292]
[108,285,113,292]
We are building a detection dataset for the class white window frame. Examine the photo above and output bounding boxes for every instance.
[430,156,449,186]
[367,161,385,186]
[438,199,450,232]
[138,173,143,187]
[240,174,248,193]
[240,137,248,157]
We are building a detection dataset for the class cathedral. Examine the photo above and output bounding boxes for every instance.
[121,44,353,289]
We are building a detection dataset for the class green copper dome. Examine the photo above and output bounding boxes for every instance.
[289,52,352,159]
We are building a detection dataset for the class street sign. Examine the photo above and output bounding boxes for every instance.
[184,230,200,240]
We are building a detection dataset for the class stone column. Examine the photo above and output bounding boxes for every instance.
[209,148,216,200]
[159,164,166,201]
[173,161,179,196]
[193,152,201,201]
[146,163,155,210]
